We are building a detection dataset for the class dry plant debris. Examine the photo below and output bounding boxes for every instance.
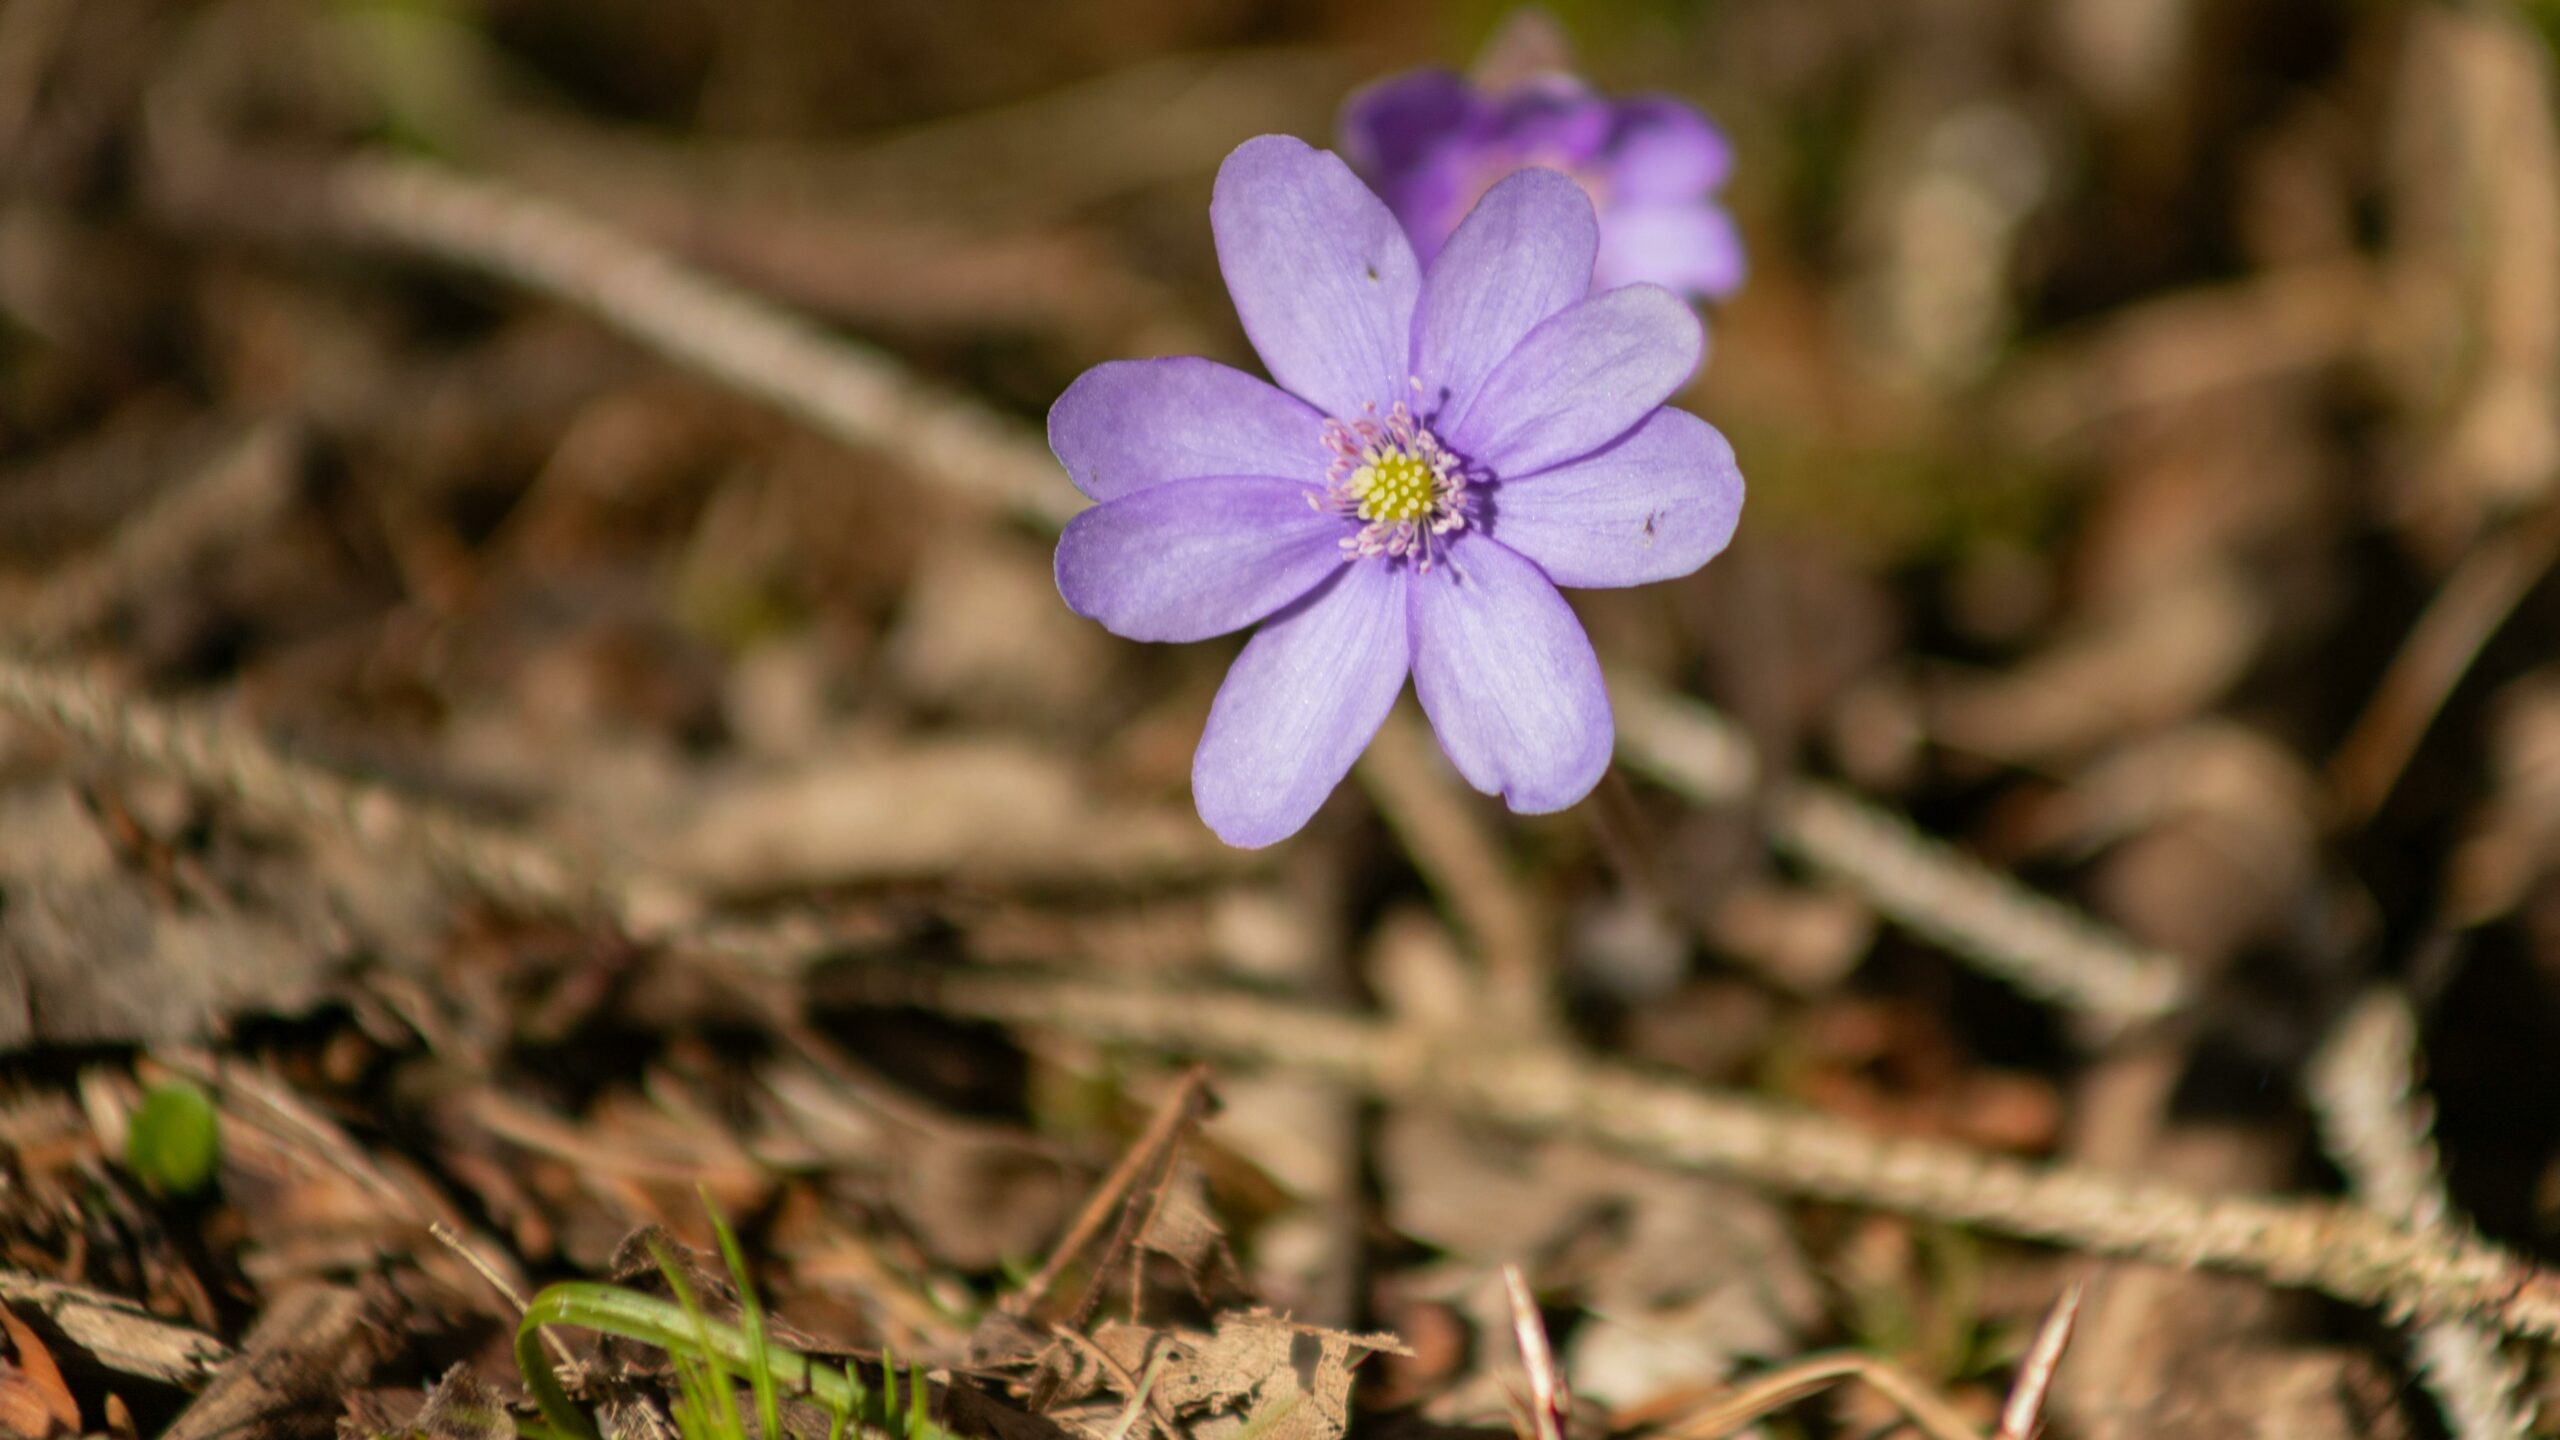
[6,3,2560,1440]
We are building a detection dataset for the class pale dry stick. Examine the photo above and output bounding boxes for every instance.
[2327,503,2560,824]
[0,1271,230,1386]
[817,959,2560,1342]
[1612,677,2191,1037]
[0,650,635,923]
[2308,991,2534,1440]
[1502,1264,1568,1440]
[1357,708,1551,1034]
[4,420,299,650]
[497,47,1343,226]
[1992,1284,2080,1440]
[429,1221,580,1372]
[1003,1066,1214,1333]
[1652,1351,1983,1440]
[195,150,1080,528]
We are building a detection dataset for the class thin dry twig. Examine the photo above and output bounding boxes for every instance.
[426,1221,579,1374]
[1649,1351,1984,1440]
[3,420,299,651]
[1002,1066,1215,1334]
[1502,1264,1568,1440]
[0,650,646,924]
[2327,503,2560,825]
[819,959,2560,1343]
[1613,677,2191,1036]
[0,1271,230,1386]
[157,147,1076,528]
[1993,1285,2081,1440]
[2308,990,2534,1440]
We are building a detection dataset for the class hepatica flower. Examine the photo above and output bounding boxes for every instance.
[1342,67,1743,302]
[1052,136,1743,847]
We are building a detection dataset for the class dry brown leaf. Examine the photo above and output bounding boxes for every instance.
[0,1309,79,1438]
[1150,1311,1410,1440]
[1132,1159,1242,1306]
[406,1366,516,1440]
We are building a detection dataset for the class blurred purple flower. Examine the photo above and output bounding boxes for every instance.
[1050,135,1743,847]
[1340,67,1742,302]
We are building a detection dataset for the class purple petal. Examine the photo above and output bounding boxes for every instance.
[1194,561,1411,847]
[1050,358,1327,502]
[1594,202,1746,298]
[1410,534,1612,812]
[1055,476,1347,642]
[1211,135,1422,422]
[1488,408,1742,588]
[1604,97,1733,201]
[1413,168,1599,429]
[1490,80,1612,163]
[1340,69,1475,182]
[1448,284,1702,477]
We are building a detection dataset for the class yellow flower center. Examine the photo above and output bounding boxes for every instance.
[1350,449,1441,524]
[1318,398,1475,570]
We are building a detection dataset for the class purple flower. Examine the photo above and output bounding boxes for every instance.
[1341,69,1743,302]
[1051,135,1743,848]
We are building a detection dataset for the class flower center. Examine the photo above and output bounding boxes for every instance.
[1315,399,1477,569]
[1350,450,1441,524]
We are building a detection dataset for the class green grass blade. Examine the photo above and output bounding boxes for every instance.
[704,1201,787,1440]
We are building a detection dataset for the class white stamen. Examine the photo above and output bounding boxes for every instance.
[1315,395,1477,571]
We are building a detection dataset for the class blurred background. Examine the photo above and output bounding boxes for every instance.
[5,1,2560,1437]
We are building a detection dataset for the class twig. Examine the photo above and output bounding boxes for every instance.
[428,1221,582,1373]
[2308,990,2534,1440]
[1650,1351,1983,1440]
[1357,707,1551,1034]
[0,1271,230,1386]
[1503,1264,1569,1440]
[1613,677,2191,1037]
[0,650,638,923]
[3,561,2546,1351]
[2326,503,2560,824]
[1002,1066,1214,1333]
[815,959,2560,1343]
[1993,1284,2080,1440]
[156,147,1077,528]
[3,420,299,651]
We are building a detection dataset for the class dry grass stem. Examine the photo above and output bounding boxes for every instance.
[0,650,632,923]
[1501,1264,1568,1440]
[1652,1351,1983,1440]
[2327,503,2560,824]
[1613,679,2192,1036]
[4,420,299,651]
[2308,990,2534,1440]
[166,148,1078,528]
[1993,1284,2080,1440]
[1002,1066,1214,1334]
[822,960,2560,1342]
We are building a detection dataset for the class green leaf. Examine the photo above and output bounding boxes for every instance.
[126,1082,221,1197]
